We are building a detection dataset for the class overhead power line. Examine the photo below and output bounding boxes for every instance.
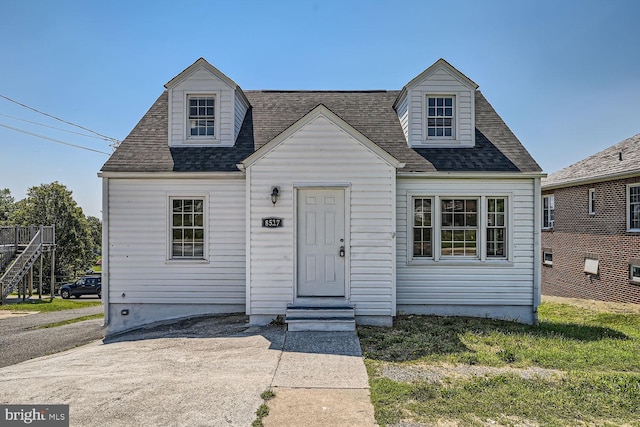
[0,112,115,142]
[0,122,111,155]
[0,93,120,144]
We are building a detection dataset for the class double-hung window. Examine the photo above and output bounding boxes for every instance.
[487,198,507,257]
[188,96,215,137]
[542,195,555,229]
[441,199,478,257]
[426,96,455,138]
[413,198,433,257]
[171,198,205,259]
[628,184,640,231]
[411,195,508,261]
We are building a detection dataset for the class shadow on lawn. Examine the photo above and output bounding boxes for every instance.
[357,314,628,362]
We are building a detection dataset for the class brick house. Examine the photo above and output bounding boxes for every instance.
[541,133,640,303]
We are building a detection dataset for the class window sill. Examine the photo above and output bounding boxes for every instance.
[541,228,554,232]
[630,280,640,287]
[410,140,474,149]
[184,137,219,143]
[543,262,553,267]
[407,258,512,267]
[165,259,210,265]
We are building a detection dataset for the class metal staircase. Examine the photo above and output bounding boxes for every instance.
[0,226,55,302]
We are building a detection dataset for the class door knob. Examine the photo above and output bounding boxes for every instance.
[339,246,345,257]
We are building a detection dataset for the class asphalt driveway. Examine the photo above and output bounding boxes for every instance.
[0,304,104,368]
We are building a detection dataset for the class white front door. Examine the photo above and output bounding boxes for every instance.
[297,188,345,297]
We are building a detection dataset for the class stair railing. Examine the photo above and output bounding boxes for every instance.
[0,229,43,301]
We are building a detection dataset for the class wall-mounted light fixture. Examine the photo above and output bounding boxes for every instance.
[271,187,280,206]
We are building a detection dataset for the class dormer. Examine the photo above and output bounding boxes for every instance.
[164,58,250,147]
[394,59,478,148]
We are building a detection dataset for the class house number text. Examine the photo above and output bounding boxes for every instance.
[262,217,283,228]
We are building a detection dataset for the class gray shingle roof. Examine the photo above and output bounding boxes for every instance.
[101,90,541,173]
[542,133,640,189]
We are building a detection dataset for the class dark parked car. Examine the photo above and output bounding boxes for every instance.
[60,276,102,299]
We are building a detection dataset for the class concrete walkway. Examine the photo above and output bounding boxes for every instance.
[0,315,376,426]
[264,331,377,426]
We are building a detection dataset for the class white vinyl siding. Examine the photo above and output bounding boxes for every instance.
[107,178,245,304]
[395,93,409,142]
[407,66,475,148]
[234,90,249,140]
[397,178,535,307]
[168,67,236,147]
[247,115,396,317]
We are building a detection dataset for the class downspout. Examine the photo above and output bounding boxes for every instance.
[101,177,110,328]
[532,177,542,324]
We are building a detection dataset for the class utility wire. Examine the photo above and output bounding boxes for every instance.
[0,93,120,143]
[0,112,115,142]
[0,123,111,155]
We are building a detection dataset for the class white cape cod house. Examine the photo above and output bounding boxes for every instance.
[99,58,544,335]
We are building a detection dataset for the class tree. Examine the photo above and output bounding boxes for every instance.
[86,215,102,256]
[0,188,14,225]
[9,182,93,281]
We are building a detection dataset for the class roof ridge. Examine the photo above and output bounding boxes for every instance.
[548,132,640,177]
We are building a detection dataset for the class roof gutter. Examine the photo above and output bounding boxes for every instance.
[98,171,245,179]
[397,171,546,179]
[542,169,640,190]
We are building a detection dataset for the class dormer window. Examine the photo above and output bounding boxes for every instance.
[427,95,455,138]
[188,95,215,138]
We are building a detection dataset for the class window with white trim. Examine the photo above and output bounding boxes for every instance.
[441,199,478,257]
[413,198,433,258]
[588,188,595,215]
[188,96,215,137]
[410,196,509,261]
[171,198,205,259]
[542,194,555,229]
[426,95,455,138]
[543,250,553,265]
[628,184,640,231]
[487,198,507,258]
[630,263,640,283]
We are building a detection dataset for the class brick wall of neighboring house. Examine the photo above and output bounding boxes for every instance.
[541,176,640,303]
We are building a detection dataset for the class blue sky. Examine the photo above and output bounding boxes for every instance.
[1,0,639,218]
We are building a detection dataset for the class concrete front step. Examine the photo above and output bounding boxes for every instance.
[285,306,355,331]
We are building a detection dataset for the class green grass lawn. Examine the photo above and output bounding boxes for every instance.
[0,297,102,312]
[358,300,640,427]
